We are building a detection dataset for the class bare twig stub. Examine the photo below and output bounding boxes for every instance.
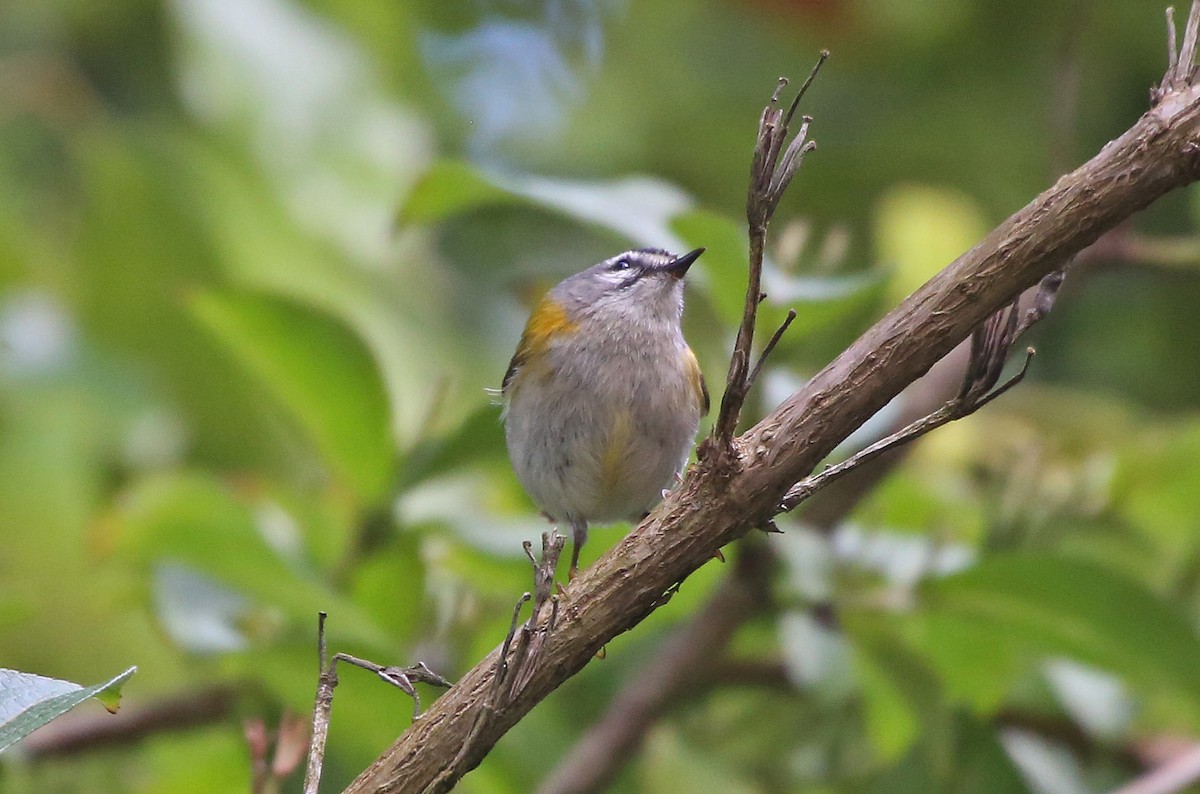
[713,54,825,449]
[746,309,798,395]
[301,614,450,794]
[303,612,335,794]
[346,6,1200,791]
[780,346,1035,512]
[779,281,1054,513]
[1156,2,1200,101]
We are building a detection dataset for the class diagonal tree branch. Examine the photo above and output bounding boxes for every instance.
[537,325,989,793]
[345,6,1200,792]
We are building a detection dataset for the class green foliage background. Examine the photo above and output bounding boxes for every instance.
[3,0,1200,791]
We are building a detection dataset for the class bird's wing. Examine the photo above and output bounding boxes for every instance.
[684,346,710,416]
[502,296,578,396]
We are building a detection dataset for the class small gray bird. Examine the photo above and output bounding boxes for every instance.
[501,247,709,578]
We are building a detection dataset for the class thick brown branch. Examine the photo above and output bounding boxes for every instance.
[345,25,1200,794]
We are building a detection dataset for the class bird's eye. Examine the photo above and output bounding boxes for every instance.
[611,257,632,272]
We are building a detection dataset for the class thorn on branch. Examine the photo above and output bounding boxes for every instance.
[759,520,784,534]
[746,309,798,396]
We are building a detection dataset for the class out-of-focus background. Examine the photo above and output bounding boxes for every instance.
[4,0,1200,791]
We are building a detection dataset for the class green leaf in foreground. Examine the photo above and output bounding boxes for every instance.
[0,667,136,753]
[190,290,395,502]
[909,554,1200,709]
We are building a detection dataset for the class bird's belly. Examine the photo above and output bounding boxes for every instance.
[505,377,697,524]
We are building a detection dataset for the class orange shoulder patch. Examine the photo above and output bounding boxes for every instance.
[502,296,578,394]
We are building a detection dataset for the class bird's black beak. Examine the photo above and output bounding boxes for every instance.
[663,247,704,279]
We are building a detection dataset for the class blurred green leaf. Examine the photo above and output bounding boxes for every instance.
[350,538,426,641]
[176,137,457,447]
[401,160,693,249]
[865,712,1027,794]
[641,727,757,794]
[670,209,749,324]
[0,666,136,753]
[847,614,946,762]
[874,184,989,304]
[400,403,507,488]
[111,472,390,651]
[1115,422,1200,556]
[950,713,1030,794]
[190,290,395,502]
[142,725,253,793]
[910,554,1200,710]
[671,208,883,338]
[902,605,1024,713]
[400,160,519,223]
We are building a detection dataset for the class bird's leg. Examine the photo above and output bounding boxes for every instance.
[568,517,588,581]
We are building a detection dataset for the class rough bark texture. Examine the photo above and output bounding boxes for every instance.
[345,82,1200,794]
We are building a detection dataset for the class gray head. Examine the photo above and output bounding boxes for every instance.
[551,247,704,325]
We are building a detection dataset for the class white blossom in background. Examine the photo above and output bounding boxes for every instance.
[0,290,76,377]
